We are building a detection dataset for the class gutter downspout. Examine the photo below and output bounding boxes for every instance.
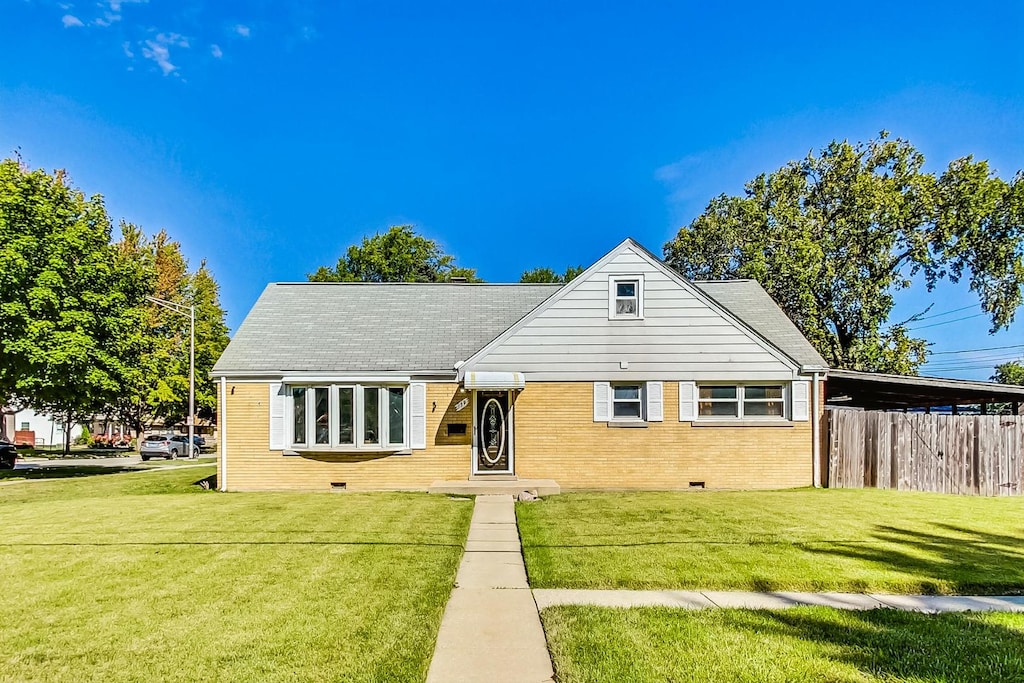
[219,376,228,492]
[811,372,821,488]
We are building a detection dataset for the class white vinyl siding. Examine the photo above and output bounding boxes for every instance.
[467,247,797,381]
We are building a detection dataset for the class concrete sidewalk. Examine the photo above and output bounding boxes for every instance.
[427,495,554,683]
[533,589,1024,614]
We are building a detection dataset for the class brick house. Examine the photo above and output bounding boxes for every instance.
[211,239,828,493]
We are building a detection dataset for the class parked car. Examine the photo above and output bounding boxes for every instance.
[0,439,17,469]
[140,434,185,460]
[170,435,203,456]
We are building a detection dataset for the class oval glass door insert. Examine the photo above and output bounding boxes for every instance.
[479,398,506,465]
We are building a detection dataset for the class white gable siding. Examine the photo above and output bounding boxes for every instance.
[466,247,798,381]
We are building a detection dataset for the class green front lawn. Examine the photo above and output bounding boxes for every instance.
[0,468,473,682]
[517,489,1024,593]
[542,606,1024,682]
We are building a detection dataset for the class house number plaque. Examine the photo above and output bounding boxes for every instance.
[455,398,469,412]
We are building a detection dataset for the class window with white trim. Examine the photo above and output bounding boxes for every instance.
[289,384,408,449]
[698,384,786,419]
[609,275,644,319]
[612,383,644,420]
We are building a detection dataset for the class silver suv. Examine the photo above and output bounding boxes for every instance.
[139,434,193,460]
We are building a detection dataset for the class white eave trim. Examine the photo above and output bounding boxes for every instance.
[463,371,526,390]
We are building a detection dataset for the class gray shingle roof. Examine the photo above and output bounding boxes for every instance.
[212,283,561,375]
[694,280,828,368]
[214,278,828,376]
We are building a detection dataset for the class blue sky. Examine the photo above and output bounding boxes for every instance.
[1,0,1022,378]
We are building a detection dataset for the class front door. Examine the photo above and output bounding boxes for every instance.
[474,391,513,474]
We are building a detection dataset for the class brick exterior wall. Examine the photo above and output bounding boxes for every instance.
[219,380,815,491]
[219,382,471,492]
[514,382,812,490]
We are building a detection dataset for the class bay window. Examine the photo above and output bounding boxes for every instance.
[289,384,408,449]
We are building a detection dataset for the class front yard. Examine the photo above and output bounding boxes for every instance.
[0,468,473,682]
[521,488,1024,682]
[542,606,1024,682]
[517,488,1024,594]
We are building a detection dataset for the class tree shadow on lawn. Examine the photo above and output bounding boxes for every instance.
[725,608,1024,682]
[0,465,139,481]
[803,523,1024,595]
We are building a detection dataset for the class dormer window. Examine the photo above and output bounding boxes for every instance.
[609,275,644,319]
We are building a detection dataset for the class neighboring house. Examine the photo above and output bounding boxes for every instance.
[211,239,829,492]
[7,408,83,447]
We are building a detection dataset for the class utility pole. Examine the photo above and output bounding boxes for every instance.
[146,296,197,458]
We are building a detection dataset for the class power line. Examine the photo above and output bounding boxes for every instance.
[909,304,978,322]
[929,344,1024,356]
[907,313,986,331]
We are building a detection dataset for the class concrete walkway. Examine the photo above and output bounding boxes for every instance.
[427,495,554,683]
[533,589,1024,614]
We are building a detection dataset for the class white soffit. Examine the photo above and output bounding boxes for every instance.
[463,371,526,390]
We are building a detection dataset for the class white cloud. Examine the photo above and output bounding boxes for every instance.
[93,12,121,27]
[142,40,176,75]
[107,0,147,12]
[156,32,190,48]
[210,44,223,59]
[62,14,84,28]
[122,41,135,58]
[233,24,251,37]
[140,32,190,76]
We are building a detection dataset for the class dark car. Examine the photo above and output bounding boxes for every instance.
[170,435,203,457]
[0,439,16,469]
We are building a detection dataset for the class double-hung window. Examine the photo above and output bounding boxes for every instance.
[289,384,408,449]
[612,383,644,420]
[698,384,786,419]
[609,275,644,319]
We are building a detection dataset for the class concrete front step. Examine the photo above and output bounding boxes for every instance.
[428,478,561,496]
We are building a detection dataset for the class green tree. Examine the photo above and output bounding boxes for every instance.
[992,360,1024,385]
[0,160,151,452]
[308,225,481,282]
[111,228,229,435]
[519,265,584,283]
[664,133,1024,373]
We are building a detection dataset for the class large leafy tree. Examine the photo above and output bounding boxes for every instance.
[664,134,1024,373]
[992,361,1024,386]
[309,225,481,282]
[520,265,584,283]
[0,160,151,451]
[111,228,229,435]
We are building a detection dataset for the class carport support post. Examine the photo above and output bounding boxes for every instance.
[811,372,821,487]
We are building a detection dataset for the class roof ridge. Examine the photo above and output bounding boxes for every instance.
[269,281,563,286]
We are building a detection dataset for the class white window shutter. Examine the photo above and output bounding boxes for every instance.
[791,380,810,421]
[410,382,427,449]
[269,382,285,450]
[646,381,664,422]
[678,381,697,421]
[593,382,610,422]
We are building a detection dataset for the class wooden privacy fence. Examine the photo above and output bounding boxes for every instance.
[828,409,1023,496]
